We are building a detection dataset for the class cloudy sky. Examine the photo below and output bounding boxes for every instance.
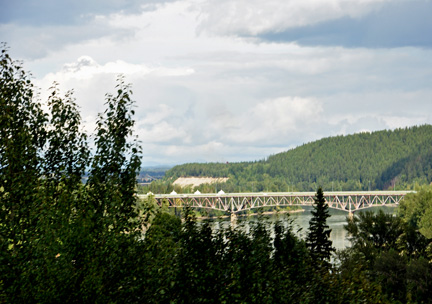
[2,0,432,166]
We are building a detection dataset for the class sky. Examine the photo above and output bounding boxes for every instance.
[1,0,432,166]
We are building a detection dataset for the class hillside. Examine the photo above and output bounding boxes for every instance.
[156,125,432,192]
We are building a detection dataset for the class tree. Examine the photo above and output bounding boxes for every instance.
[306,187,335,267]
[0,45,49,301]
[272,216,310,301]
[406,257,432,303]
[373,249,407,302]
[0,46,143,302]
[68,76,143,302]
[86,76,142,233]
[141,211,182,303]
[398,185,432,238]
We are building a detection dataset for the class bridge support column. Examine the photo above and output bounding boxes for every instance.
[230,213,237,225]
[348,211,354,220]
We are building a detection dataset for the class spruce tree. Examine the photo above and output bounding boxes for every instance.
[306,187,335,267]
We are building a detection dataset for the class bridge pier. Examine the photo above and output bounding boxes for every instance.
[230,213,237,225]
[348,211,354,220]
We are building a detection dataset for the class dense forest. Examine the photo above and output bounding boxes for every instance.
[148,126,432,193]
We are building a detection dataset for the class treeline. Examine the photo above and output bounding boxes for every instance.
[338,186,432,303]
[158,126,432,193]
[124,186,432,303]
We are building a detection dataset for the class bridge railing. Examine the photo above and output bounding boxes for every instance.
[138,191,414,214]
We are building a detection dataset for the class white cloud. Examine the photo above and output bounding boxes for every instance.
[380,115,429,130]
[224,96,323,144]
[33,55,195,112]
[141,141,281,164]
[251,96,320,130]
[58,56,194,81]
[136,103,195,144]
[196,0,391,36]
[4,0,432,166]
[139,104,175,125]
[137,121,190,143]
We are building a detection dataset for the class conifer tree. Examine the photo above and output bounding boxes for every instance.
[306,187,335,267]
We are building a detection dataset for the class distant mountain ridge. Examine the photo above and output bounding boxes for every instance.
[162,125,432,192]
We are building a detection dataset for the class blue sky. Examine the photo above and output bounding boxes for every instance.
[1,0,432,166]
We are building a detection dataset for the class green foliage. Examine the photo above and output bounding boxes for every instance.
[345,209,405,264]
[406,257,432,303]
[1,45,49,301]
[272,217,310,301]
[141,212,181,302]
[158,210,390,303]
[87,75,142,234]
[0,47,46,233]
[341,202,432,303]
[0,46,143,302]
[399,185,432,239]
[306,187,335,267]
[374,249,407,302]
[333,253,386,304]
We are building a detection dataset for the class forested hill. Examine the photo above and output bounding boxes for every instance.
[163,125,432,192]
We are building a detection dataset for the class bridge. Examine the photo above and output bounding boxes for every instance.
[140,191,413,214]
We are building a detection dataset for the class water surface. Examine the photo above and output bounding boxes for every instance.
[204,206,397,250]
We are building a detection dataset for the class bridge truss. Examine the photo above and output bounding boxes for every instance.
[140,191,413,214]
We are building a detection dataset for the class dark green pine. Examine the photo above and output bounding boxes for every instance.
[306,187,335,267]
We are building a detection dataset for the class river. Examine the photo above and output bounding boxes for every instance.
[204,206,397,250]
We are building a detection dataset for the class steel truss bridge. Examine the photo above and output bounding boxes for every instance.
[140,191,413,214]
